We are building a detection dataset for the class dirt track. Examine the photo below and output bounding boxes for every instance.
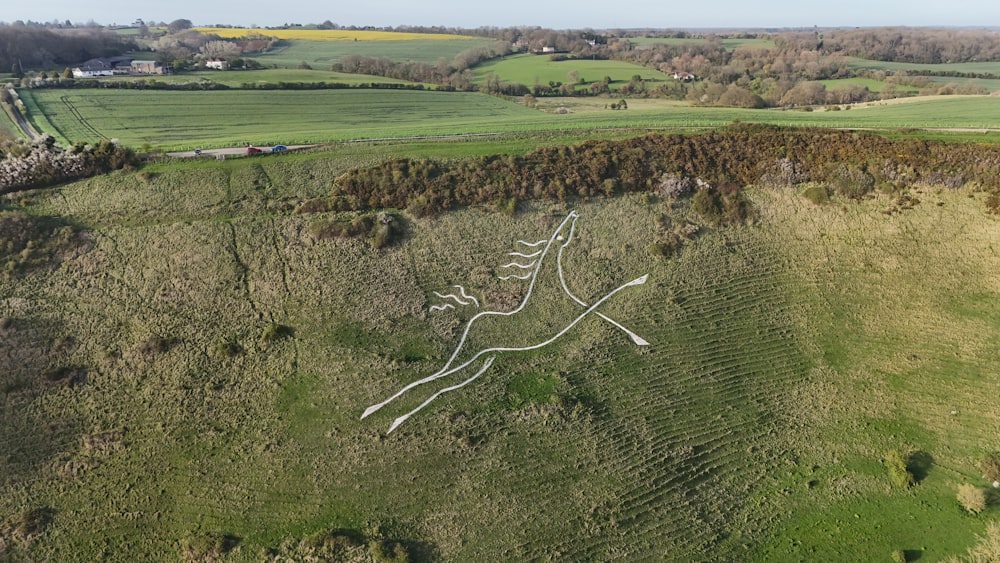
[165,145,316,158]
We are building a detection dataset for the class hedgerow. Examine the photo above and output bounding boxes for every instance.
[331,125,1000,219]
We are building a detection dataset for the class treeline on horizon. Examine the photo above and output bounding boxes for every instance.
[3,23,1000,109]
[328,125,1000,220]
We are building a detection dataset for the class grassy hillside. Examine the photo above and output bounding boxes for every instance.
[1,136,998,560]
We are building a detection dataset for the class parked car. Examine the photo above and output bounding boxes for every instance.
[194,147,202,156]
[246,146,262,155]
[271,145,287,152]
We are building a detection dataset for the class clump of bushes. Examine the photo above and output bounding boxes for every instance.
[138,334,178,360]
[327,125,1000,220]
[978,451,1000,483]
[181,532,240,561]
[884,449,916,490]
[0,137,137,193]
[799,184,830,205]
[311,212,404,250]
[0,210,87,279]
[372,212,403,250]
[42,366,86,387]
[213,339,243,358]
[265,526,416,563]
[827,164,875,199]
[261,323,294,344]
[13,506,56,539]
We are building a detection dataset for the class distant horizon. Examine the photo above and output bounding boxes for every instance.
[3,0,1000,31]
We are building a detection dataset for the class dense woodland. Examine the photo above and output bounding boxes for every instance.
[0,25,135,71]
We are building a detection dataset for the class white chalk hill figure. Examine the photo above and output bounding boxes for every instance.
[362,211,649,433]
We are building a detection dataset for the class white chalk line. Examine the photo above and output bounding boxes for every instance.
[518,239,546,247]
[509,250,544,259]
[388,356,496,433]
[498,273,532,281]
[500,261,537,270]
[364,210,649,433]
[454,285,479,307]
[375,272,649,431]
[429,304,455,312]
[363,211,579,421]
[556,216,649,347]
[433,291,470,306]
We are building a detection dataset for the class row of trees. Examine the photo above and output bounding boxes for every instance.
[0,25,135,71]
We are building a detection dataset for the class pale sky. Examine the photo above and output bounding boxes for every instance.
[4,0,999,29]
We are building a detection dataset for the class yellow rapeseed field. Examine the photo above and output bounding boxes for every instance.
[194,27,475,41]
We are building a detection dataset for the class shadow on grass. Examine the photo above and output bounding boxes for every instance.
[907,450,934,484]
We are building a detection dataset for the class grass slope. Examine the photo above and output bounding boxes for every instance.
[1,142,998,560]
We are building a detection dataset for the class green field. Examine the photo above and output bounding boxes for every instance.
[1,138,998,560]
[818,77,919,93]
[252,37,498,68]
[79,69,418,88]
[629,36,776,50]
[845,56,1000,75]
[18,88,1000,151]
[472,53,672,86]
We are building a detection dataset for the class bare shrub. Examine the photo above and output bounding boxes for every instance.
[957,483,987,514]
[761,158,809,186]
[657,173,693,198]
[828,164,875,199]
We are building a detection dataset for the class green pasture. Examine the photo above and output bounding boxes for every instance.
[17,89,1000,151]
[2,141,998,560]
[472,53,672,86]
[818,77,919,93]
[845,56,1000,75]
[252,37,497,68]
[629,36,776,50]
[77,69,416,88]
[927,77,1000,93]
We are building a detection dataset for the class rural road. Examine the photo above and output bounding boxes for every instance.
[3,91,41,141]
[165,145,316,158]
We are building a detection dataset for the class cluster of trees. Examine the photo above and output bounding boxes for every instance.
[775,27,1000,64]
[0,136,137,192]
[0,24,135,71]
[330,125,1000,220]
[147,27,278,68]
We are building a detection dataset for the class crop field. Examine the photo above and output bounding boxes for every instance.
[18,88,1000,151]
[16,89,542,149]
[845,56,1000,75]
[251,38,498,68]
[1,141,998,560]
[190,27,495,68]
[83,69,417,88]
[472,53,672,87]
[196,27,477,42]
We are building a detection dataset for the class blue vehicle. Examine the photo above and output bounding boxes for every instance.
[271,145,287,152]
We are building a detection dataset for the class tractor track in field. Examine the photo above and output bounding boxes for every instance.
[60,95,107,140]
